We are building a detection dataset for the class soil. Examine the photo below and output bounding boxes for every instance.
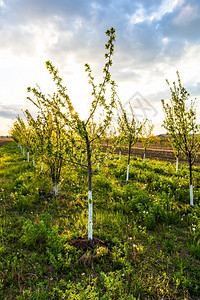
[68,237,114,252]
[0,138,12,147]
[101,144,200,165]
[1,137,200,164]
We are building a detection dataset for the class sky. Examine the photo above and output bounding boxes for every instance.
[0,0,200,135]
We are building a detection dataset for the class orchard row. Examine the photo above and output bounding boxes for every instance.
[10,28,200,240]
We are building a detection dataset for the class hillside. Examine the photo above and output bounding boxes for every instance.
[0,141,200,299]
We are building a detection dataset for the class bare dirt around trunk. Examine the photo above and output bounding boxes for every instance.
[68,237,114,252]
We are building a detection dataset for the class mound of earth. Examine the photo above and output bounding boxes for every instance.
[68,237,114,251]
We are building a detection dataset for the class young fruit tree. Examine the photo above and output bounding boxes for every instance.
[10,118,23,146]
[102,125,117,160]
[140,119,154,161]
[161,71,200,205]
[10,116,36,162]
[10,118,26,154]
[168,136,181,172]
[45,27,117,241]
[25,92,70,196]
[117,98,143,182]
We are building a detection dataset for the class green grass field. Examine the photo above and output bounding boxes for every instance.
[1,141,200,299]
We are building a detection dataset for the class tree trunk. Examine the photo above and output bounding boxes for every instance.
[126,164,130,182]
[22,148,25,156]
[176,157,179,172]
[189,157,193,206]
[32,156,35,167]
[53,182,59,196]
[86,134,93,241]
[143,148,146,161]
[126,141,131,182]
[119,149,121,160]
[97,162,100,171]
[27,151,29,163]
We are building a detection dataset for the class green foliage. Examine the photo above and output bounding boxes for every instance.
[21,213,52,249]
[10,116,37,154]
[140,119,154,154]
[117,98,144,167]
[25,93,70,195]
[162,71,200,205]
[162,71,200,162]
[1,141,200,299]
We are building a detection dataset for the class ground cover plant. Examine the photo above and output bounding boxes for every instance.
[1,140,200,299]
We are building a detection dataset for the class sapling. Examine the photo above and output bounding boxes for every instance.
[160,115,181,172]
[162,71,200,205]
[25,94,70,196]
[10,116,36,161]
[117,98,143,182]
[45,27,117,240]
[140,120,154,162]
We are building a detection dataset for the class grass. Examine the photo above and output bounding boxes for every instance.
[0,141,200,299]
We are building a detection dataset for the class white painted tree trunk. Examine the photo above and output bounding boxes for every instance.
[143,153,146,161]
[119,150,121,160]
[176,157,179,172]
[97,163,99,171]
[27,151,29,162]
[126,164,130,182]
[88,190,93,240]
[32,156,35,167]
[190,185,194,206]
[53,182,59,196]
[22,148,25,156]
[41,164,43,171]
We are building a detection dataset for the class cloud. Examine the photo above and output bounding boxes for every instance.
[160,1,200,41]
[0,0,200,132]
[0,104,23,119]
[0,0,198,69]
